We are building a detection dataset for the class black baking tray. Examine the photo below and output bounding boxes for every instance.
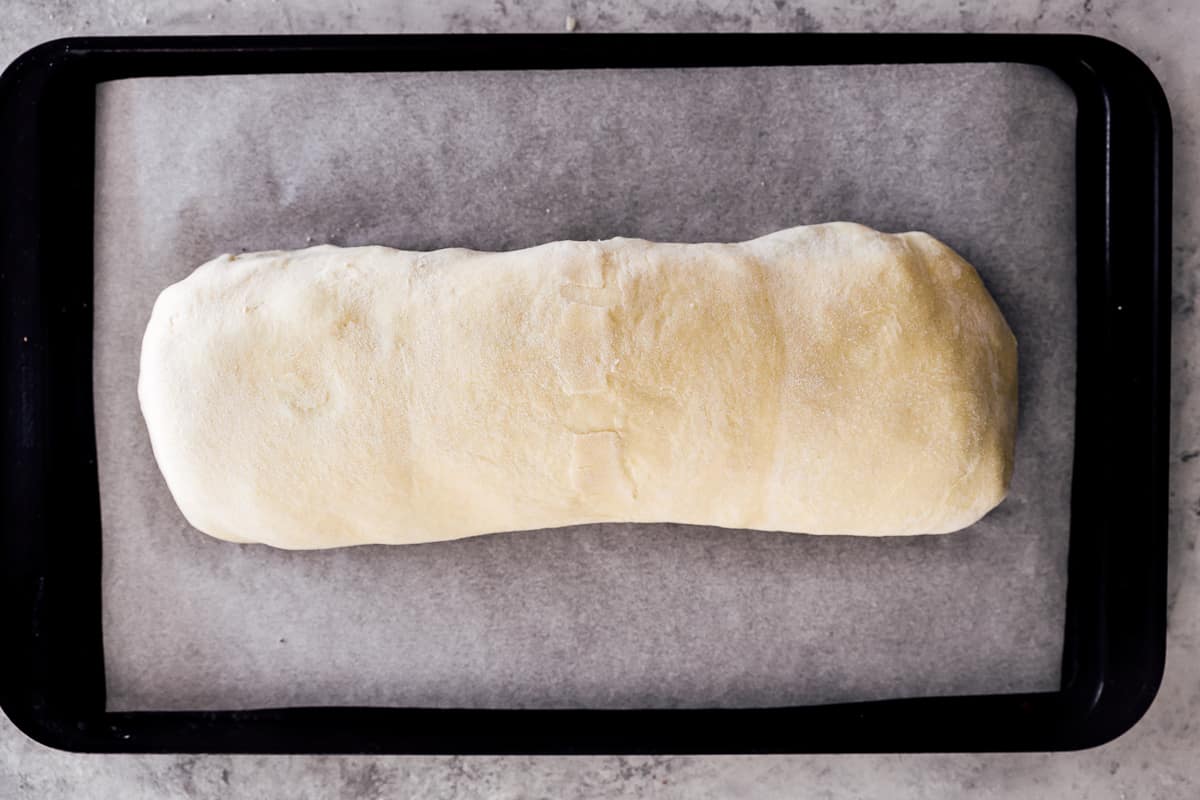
[0,33,1170,754]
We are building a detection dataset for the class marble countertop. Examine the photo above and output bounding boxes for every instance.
[2,1,1196,797]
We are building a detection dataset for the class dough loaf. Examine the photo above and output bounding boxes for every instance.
[139,222,1017,549]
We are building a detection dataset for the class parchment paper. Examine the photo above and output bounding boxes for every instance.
[95,64,1077,711]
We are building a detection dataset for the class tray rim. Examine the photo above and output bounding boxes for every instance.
[0,32,1171,755]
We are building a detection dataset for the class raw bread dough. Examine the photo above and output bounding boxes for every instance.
[139,222,1017,549]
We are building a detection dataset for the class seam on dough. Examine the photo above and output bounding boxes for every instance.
[569,430,636,501]
[568,426,621,436]
[563,390,620,430]
[746,251,786,529]
[561,245,634,501]
[616,435,638,501]
[560,283,620,307]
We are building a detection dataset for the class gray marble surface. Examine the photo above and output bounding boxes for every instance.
[2,1,1197,797]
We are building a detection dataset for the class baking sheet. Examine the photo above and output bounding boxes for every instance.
[94,63,1077,711]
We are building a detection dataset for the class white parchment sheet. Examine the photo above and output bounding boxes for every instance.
[94,64,1077,710]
